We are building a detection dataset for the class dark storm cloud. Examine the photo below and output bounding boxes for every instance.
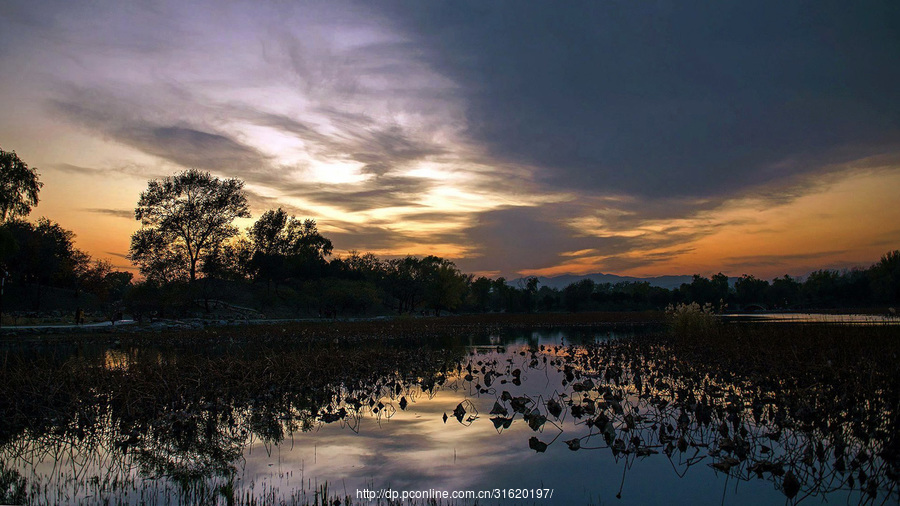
[458,192,765,275]
[867,232,900,250]
[459,206,596,274]
[326,215,469,253]
[723,250,852,271]
[48,87,447,214]
[372,0,900,198]
[348,125,447,176]
[241,188,317,217]
[286,176,432,212]
[593,248,698,274]
[129,126,267,173]
[252,112,333,146]
[49,92,270,176]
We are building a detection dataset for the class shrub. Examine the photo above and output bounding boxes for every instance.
[666,302,720,340]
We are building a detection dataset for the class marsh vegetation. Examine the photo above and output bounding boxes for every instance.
[1,315,898,505]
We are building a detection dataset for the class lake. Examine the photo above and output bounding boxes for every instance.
[1,321,897,505]
[722,313,900,325]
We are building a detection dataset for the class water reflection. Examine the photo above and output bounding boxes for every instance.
[722,313,900,325]
[1,327,897,505]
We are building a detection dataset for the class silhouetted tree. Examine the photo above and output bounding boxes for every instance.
[384,256,426,314]
[0,148,42,222]
[519,276,539,313]
[870,250,900,304]
[680,275,719,305]
[130,169,249,282]
[840,268,871,306]
[281,218,333,278]
[320,279,380,317]
[802,270,841,307]
[420,256,467,315]
[2,218,88,309]
[734,274,770,307]
[469,276,493,311]
[563,279,594,312]
[340,250,384,282]
[247,209,333,287]
[491,277,513,312]
[247,211,289,287]
[647,284,674,309]
[249,208,290,255]
[77,259,133,303]
[200,239,250,281]
[710,272,730,303]
[770,275,802,308]
[537,286,561,311]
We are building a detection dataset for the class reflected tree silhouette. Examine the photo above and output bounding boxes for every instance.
[1,323,897,504]
[452,324,900,504]
[0,334,466,503]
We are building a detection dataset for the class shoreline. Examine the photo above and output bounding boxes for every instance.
[0,311,666,342]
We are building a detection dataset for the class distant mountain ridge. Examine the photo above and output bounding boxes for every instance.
[510,273,707,290]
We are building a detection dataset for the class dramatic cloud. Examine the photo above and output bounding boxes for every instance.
[722,250,852,270]
[375,0,900,198]
[1,0,898,278]
[460,206,594,275]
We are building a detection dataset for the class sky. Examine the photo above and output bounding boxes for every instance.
[1,0,899,280]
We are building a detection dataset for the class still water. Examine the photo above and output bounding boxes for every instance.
[721,313,900,325]
[1,327,896,505]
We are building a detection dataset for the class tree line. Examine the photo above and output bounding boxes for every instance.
[2,151,899,319]
[1,149,132,315]
[534,261,900,313]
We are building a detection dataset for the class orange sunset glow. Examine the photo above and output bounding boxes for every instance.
[1,0,898,281]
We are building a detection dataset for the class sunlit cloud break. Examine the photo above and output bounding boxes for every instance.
[0,0,898,278]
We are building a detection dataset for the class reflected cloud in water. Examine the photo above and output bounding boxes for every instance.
[1,326,897,505]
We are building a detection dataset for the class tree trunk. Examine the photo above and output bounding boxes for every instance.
[34,281,43,311]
